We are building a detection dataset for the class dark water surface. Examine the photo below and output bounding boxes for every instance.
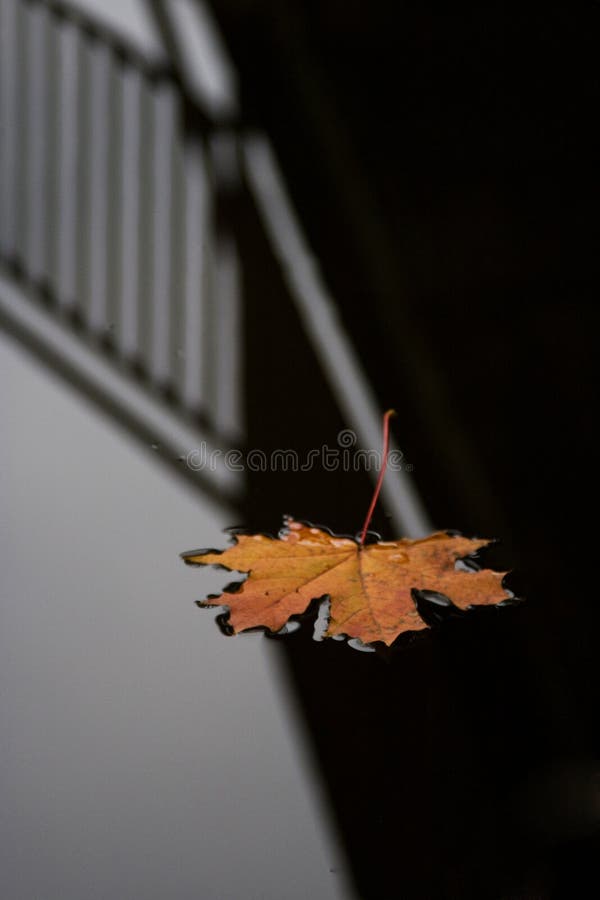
[2,3,599,896]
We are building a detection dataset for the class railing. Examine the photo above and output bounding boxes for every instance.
[0,0,429,536]
[0,0,244,502]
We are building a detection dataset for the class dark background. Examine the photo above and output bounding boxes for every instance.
[206,2,599,897]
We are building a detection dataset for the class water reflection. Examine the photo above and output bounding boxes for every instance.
[4,1,596,898]
[0,330,353,899]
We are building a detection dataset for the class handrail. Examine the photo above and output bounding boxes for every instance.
[25,0,173,80]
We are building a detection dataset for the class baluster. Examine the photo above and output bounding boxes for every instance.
[136,76,154,374]
[75,33,92,325]
[169,101,186,399]
[24,1,48,284]
[105,50,122,349]
[55,18,79,311]
[117,64,142,362]
[45,7,61,294]
[181,139,210,415]
[14,0,29,268]
[149,81,175,388]
[0,0,18,259]
[213,235,243,441]
[87,40,111,334]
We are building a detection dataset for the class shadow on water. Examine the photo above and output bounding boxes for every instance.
[256,601,595,899]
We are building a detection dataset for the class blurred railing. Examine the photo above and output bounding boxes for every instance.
[0,0,429,535]
[0,0,243,501]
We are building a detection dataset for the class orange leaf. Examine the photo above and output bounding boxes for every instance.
[182,517,511,647]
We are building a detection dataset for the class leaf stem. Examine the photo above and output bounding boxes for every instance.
[358,409,396,546]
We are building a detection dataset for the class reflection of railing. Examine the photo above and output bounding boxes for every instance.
[0,0,429,535]
[0,0,243,484]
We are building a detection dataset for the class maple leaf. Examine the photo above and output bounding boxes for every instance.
[182,517,511,647]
